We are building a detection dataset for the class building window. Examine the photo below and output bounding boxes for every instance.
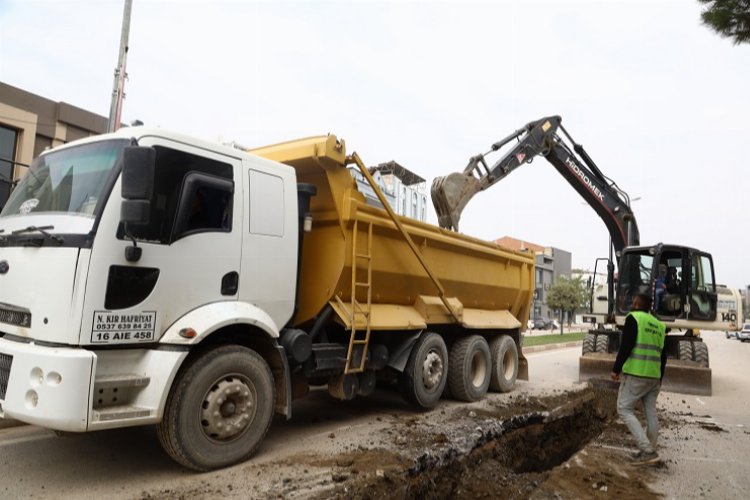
[0,125,18,208]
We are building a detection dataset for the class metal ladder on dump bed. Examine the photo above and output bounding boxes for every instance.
[336,218,374,374]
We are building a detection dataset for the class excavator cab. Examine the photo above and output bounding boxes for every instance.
[615,244,717,323]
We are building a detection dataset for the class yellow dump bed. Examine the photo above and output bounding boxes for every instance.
[251,135,535,332]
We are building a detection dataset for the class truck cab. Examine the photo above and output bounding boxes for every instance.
[0,128,299,435]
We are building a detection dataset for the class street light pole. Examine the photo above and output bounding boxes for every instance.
[107,0,133,133]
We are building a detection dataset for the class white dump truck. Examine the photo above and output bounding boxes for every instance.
[0,128,534,470]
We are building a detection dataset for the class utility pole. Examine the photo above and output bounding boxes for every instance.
[107,0,133,133]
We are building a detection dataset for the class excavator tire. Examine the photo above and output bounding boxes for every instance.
[582,333,596,355]
[693,342,709,367]
[595,334,609,353]
[678,340,694,362]
[661,339,712,396]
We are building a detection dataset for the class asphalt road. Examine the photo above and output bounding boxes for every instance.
[523,331,750,499]
[0,332,747,499]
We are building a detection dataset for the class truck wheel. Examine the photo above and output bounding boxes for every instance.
[489,335,518,393]
[693,342,709,367]
[157,345,275,471]
[399,332,448,409]
[582,333,596,355]
[448,335,491,402]
[595,334,609,353]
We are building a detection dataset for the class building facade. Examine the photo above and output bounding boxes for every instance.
[495,236,572,322]
[0,81,108,207]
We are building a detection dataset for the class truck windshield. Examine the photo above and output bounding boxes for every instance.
[1,140,126,218]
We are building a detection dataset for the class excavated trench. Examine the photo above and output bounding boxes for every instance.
[323,388,619,500]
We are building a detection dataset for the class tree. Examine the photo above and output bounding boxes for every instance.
[698,0,750,45]
[546,276,589,334]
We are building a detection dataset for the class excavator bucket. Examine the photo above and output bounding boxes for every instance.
[579,354,712,396]
[430,173,482,231]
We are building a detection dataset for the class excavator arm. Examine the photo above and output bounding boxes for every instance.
[431,115,639,254]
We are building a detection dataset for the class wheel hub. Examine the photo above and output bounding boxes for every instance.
[422,350,444,390]
[201,376,256,441]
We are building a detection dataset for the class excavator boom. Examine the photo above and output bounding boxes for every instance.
[431,116,639,253]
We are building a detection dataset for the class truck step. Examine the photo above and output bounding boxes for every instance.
[94,374,151,389]
[92,405,152,422]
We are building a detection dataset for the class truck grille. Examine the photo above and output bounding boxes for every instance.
[0,304,31,328]
[0,353,11,400]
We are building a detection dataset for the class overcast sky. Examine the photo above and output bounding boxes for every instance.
[1,0,748,289]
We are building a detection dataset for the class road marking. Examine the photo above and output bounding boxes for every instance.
[695,397,706,406]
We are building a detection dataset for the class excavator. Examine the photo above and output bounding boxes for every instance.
[431,115,737,395]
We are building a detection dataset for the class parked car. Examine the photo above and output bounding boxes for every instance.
[739,323,750,342]
[530,318,556,330]
[726,330,739,339]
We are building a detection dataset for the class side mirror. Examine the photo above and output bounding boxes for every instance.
[120,146,155,224]
[121,199,151,225]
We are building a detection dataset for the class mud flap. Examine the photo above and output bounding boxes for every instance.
[578,354,712,396]
[517,351,529,381]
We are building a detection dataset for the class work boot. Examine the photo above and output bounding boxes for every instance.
[631,450,660,465]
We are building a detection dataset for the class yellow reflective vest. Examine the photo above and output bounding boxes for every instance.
[622,311,666,379]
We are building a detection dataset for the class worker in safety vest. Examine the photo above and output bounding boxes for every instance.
[610,292,667,465]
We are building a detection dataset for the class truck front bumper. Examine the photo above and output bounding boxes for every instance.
[0,336,94,432]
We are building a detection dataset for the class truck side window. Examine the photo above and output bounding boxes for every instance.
[119,146,233,244]
[248,169,284,237]
[171,171,233,241]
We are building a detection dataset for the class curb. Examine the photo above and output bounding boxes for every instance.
[523,340,582,353]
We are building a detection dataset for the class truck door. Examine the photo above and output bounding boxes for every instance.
[81,140,243,345]
[687,251,717,321]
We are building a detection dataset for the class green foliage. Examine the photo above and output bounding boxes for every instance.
[546,276,589,332]
[698,0,750,45]
[523,332,586,347]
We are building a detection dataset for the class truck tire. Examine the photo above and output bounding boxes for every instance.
[448,335,491,402]
[582,333,596,355]
[489,335,518,393]
[157,345,275,471]
[399,332,448,409]
[595,334,609,353]
[693,341,709,367]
